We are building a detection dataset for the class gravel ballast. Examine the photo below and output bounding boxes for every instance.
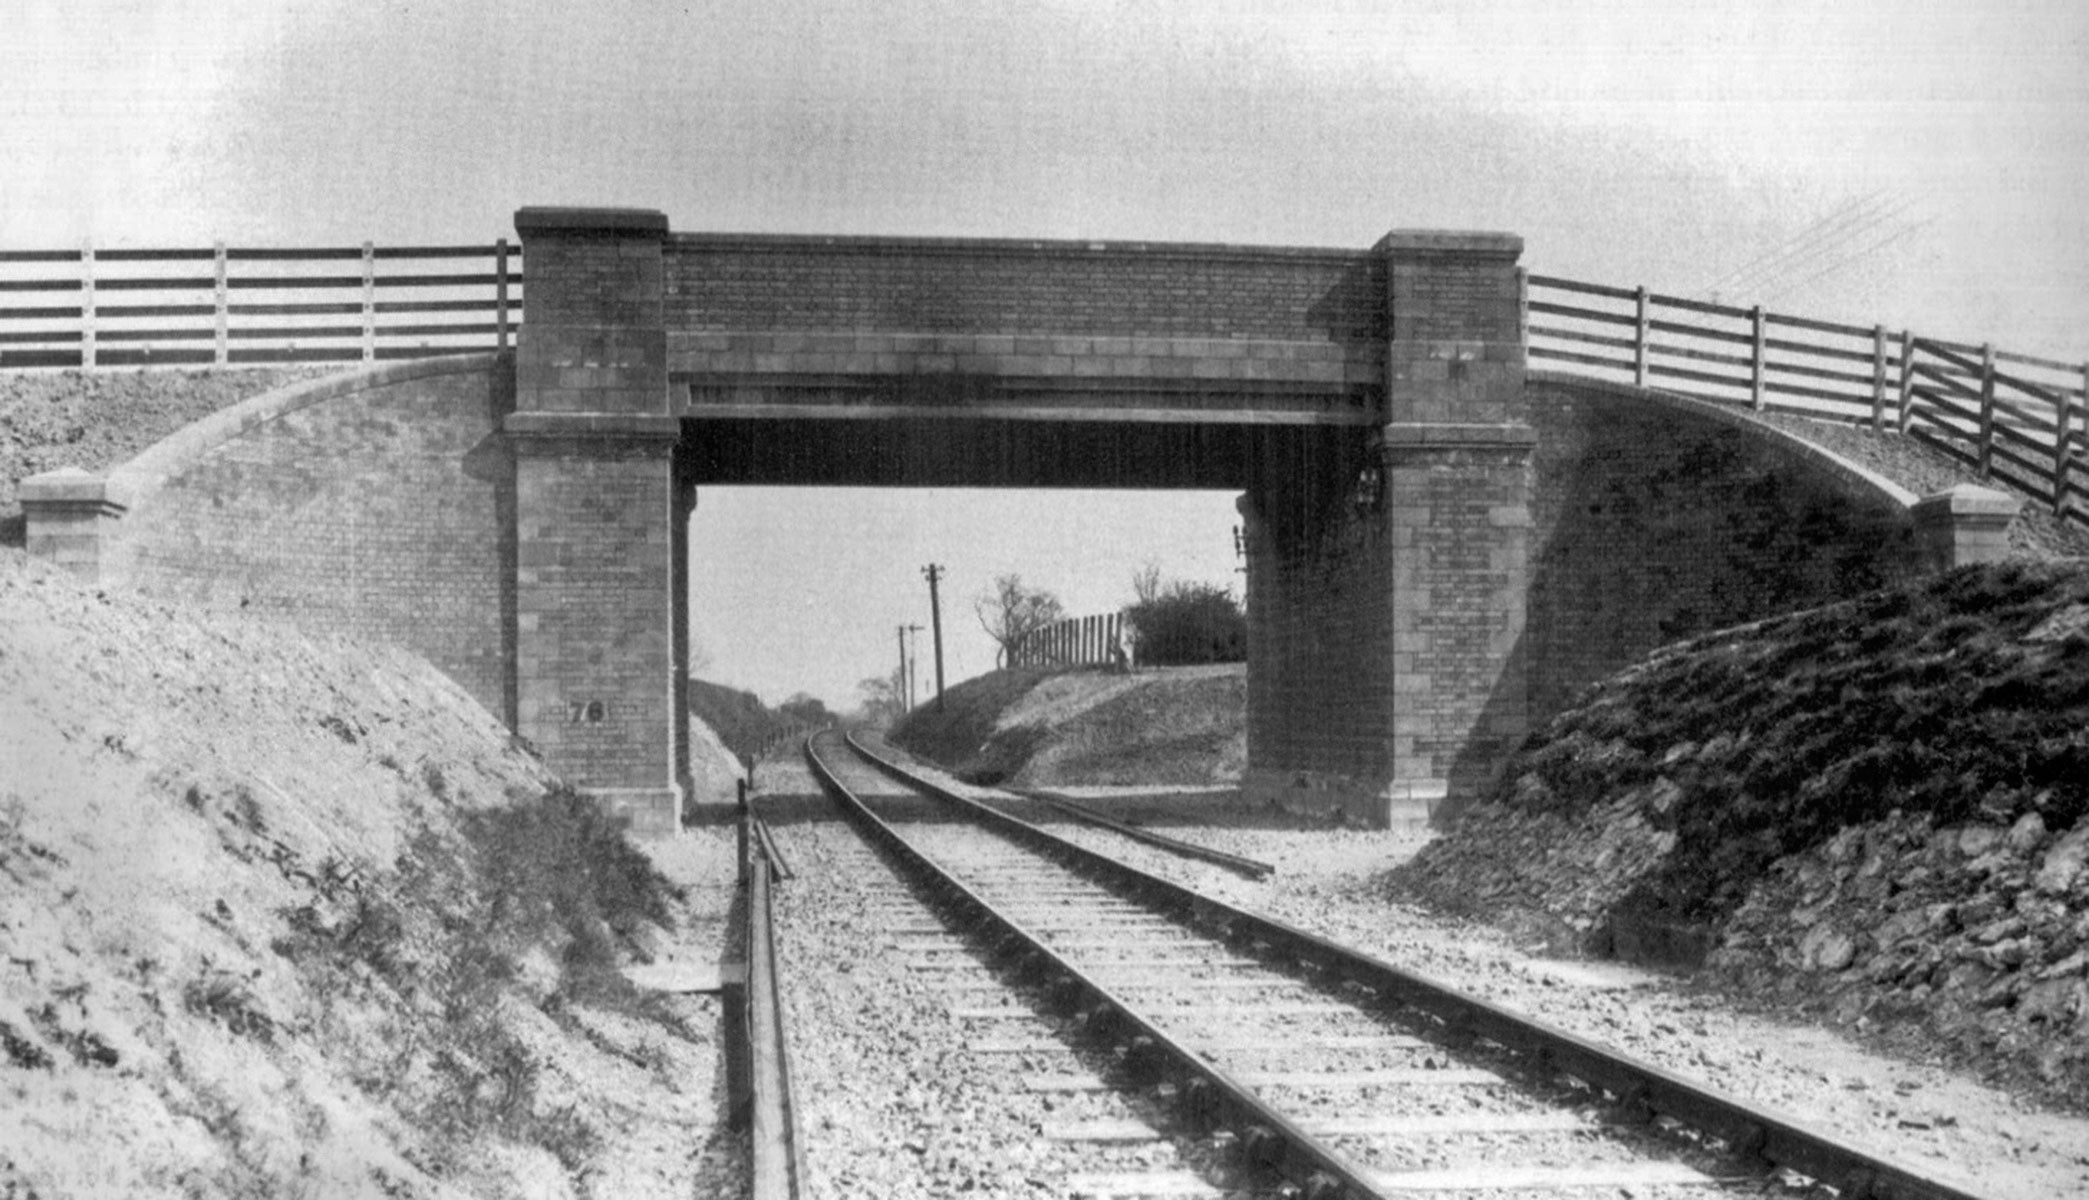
[760,760,1218,1200]
[848,740,2089,1199]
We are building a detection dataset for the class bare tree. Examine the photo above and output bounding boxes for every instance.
[854,669,906,729]
[974,573,1064,668]
[1130,559,1164,606]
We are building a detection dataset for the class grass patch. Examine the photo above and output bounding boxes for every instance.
[269,783,673,1177]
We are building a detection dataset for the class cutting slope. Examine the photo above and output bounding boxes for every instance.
[0,550,737,1198]
[1397,558,2089,1107]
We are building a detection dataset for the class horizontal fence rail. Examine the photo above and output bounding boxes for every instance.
[0,242,522,369]
[1526,274,2089,529]
[0,239,2079,530]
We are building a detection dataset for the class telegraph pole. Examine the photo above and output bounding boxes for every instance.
[921,564,947,710]
[895,624,910,714]
[905,623,924,711]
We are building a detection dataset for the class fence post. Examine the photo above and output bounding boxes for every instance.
[79,242,95,369]
[495,238,512,352]
[1749,305,1765,411]
[1978,343,1996,479]
[361,242,377,363]
[1897,330,1916,433]
[1633,286,1649,387]
[2055,365,2081,517]
[1870,325,1887,432]
[213,243,229,366]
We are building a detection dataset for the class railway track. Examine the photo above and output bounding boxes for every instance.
[774,729,1985,1200]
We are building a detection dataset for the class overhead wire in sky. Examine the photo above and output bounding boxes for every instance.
[1736,196,1920,300]
[1701,192,1913,304]
[1757,214,1935,307]
[1698,194,1881,301]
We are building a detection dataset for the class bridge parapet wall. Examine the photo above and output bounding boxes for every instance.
[664,234,1383,341]
[665,235,1386,425]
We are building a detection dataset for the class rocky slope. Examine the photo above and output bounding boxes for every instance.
[0,549,741,1198]
[1396,559,2089,1110]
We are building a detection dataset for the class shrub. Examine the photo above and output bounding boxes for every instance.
[1129,582,1245,666]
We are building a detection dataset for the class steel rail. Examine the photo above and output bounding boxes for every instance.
[842,732,1990,1200]
[804,732,1390,1200]
[1010,785,1276,879]
[744,814,804,1199]
[752,817,796,881]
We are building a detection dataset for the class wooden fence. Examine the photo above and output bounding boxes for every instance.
[1012,612,1130,669]
[2,238,2082,528]
[1525,275,2089,528]
[0,242,521,368]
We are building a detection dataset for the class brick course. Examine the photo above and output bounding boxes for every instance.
[1243,232,1535,826]
[1522,375,1928,726]
[510,209,685,835]
[665,234,1384,343]
[91,358,514,716]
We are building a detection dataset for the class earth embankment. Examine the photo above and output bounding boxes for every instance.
[0,367,330,536]
[889,663,1245,790]
[0,549,741,1198]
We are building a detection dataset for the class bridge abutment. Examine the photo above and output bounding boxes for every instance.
[509,208,688,835]
[1241,232,1532,827]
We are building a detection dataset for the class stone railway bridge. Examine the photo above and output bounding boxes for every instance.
[22,208,2020,834]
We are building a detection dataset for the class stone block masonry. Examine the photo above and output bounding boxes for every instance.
[510,438,681,825]
[509,208,687,837]
[1242,231,1533,827]
[1382,424,1535,808]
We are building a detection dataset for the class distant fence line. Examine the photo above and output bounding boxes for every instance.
[0,242,521,368]
[1526,275,2089,528]
[1012,611,1129,668]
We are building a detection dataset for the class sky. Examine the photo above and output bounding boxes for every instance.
[7,0,2087,707]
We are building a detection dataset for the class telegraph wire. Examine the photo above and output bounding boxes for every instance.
[1705,192,1910,303]
[1700,193,1883,300]
[1729,195,1918,300]
[1757,215,1934,306]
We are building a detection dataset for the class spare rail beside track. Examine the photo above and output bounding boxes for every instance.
[1014,785,1275,879]
[827,730,1988,1200]
[741,803,804,1200]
